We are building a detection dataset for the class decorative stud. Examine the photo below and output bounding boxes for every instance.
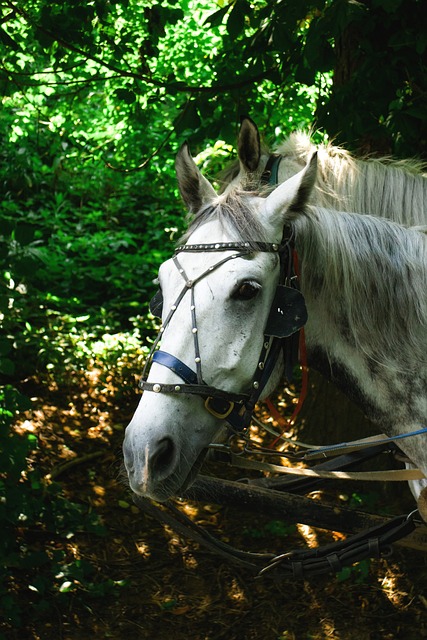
[153,384,162,393]
[192,327,198,333]
[190,305,195,311]
[253,381,259,389]
[195,357,201,363]
[272,244,278,251]
[171,305,177,311]
[258,362,265,370]
[174,385,181,392]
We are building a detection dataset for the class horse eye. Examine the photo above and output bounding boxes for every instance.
[234,281,260,300]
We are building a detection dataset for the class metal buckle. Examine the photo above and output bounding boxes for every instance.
[204,397,235,420]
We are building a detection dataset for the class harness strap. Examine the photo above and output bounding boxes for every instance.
[152,350,198,385]
[216,453,426,482]
[260,512,417,578]
[142,350,262,432]
[132,488,421,579]
[303,426,427,460]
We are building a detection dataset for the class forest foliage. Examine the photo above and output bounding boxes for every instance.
[1,0,426,629]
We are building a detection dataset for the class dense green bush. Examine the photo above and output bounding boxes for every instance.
[0,385,122,628]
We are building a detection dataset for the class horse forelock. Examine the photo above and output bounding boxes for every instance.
[299,206,427,369]
[180,190,270,246]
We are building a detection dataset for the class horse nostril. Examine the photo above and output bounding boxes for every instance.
[122,439,134,472]
[152,437,176,477]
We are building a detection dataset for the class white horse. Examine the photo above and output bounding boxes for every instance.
[123,145,427,520]
[222,117,427,226]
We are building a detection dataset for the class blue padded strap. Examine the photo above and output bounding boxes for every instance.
[152,351,249,431]
[153,350,199,385]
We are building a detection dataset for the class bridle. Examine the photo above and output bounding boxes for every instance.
[140,236,307,432]
[139,154,307,433]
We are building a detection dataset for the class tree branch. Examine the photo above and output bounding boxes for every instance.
[5,0,274,96]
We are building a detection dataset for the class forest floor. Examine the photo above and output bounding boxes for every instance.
[4,365,427,640]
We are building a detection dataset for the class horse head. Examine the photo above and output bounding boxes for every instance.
[123,144,317,501]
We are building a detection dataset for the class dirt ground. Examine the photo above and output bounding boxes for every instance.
[4,369,427,640]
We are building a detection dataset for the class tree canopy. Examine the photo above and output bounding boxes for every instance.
[2,0,426,169]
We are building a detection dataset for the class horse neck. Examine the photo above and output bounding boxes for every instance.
[293,206,427,369]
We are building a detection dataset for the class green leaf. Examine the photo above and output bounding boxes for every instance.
[114,88,136,105]
[0,337,13,356]
[174,101,201,134]
[227,0,248,40]
[14,224,36,246]
[0,241,9,260]
[416,32,427,54]
[0,357,15,376]
[372,0,403,12]
[204,5,230,28]
[13,255,39,277]
[0,26,20,51]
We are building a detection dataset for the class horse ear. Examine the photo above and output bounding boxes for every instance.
[264,153,317,221]
[238,116,261,172]
[175,143,217,213]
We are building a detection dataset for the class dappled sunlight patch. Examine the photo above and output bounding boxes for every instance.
[135,541,151,559]
[296,522,319,549]
[224,575,250,608]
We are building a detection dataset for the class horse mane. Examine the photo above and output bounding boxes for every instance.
[277,132,427,226]
[297,205,427,368]
[218,131,427,226]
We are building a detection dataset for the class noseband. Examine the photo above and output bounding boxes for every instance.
[139,236,307,432]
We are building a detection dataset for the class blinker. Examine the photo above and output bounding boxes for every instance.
[149,289,163,318]
[265,285,307,338]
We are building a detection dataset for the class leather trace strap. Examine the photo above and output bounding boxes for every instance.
[259,511,417,578]
[133,492,420,580]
